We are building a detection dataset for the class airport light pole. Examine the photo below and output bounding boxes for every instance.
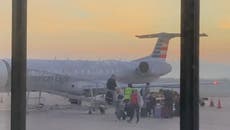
[11,0,27,130]
[180,0,200,130]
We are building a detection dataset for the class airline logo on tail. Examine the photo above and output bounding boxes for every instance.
[136,32,208,60]
[152,38,169,59]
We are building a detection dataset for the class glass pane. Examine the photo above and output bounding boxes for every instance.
[0,0,11,130]
[27,0,180,130]
[200,1,230,130]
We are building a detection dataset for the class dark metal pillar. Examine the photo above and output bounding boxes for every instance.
[180,0,200,130]
[11,0,27,130]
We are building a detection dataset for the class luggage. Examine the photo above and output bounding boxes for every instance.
[154,103,162,118]
[115,110,126,120]
[141,108,147,117]
[162,106,169,118]
[105,91,113,105]
[162,105,173,118]
[115,100,126,120]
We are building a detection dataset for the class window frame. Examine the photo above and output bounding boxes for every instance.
[10,0,200,130]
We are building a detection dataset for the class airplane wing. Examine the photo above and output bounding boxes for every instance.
[133,79,221,89]
[2,67,223,98]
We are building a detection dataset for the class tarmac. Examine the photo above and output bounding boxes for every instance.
[0,93,230,130]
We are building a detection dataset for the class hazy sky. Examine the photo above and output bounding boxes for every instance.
[0,0,230,63]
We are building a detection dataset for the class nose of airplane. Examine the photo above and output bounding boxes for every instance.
[0,60,10,89]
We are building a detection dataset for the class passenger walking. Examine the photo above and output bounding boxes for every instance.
[162,90,172,118]
[154,100,162,118]
[174,93,180,117]
[127,90,141,123]
[146,94,153,117]
[140,83,150,117]
[150,95,156,117]
[115,88,125,120]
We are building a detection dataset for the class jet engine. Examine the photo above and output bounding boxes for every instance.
[136,61,150,74]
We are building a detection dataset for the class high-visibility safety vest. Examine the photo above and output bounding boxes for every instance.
[124,87,133,100]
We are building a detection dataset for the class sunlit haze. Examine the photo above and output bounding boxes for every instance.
[0,0,230,78]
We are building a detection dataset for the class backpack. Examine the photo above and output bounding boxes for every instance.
[130,93,138,105]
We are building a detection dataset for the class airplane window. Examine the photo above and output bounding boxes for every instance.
[7,0,230,130]
[199,1,230,130]
[22,1,183,130]
[0,0,11,129]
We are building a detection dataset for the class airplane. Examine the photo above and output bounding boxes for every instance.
[0,32,223,113]
[0,32,185,91]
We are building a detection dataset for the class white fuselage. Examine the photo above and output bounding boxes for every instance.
[0,58,172,92]
[0,59,229,99]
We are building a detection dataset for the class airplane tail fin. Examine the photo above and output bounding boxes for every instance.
[136,32,208,60]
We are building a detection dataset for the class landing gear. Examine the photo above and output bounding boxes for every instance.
[99,106,105,114]
[69,99,82,105]
[88,110,92,115]
[87,106,106,115]
[88,107,95,115]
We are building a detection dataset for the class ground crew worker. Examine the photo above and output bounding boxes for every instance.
[105,74,117,105]
[124,84,133,103]
[123,84,133,119]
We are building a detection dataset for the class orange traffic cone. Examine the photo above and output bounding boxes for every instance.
[209,99,214,107]
[217,99,222,109]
